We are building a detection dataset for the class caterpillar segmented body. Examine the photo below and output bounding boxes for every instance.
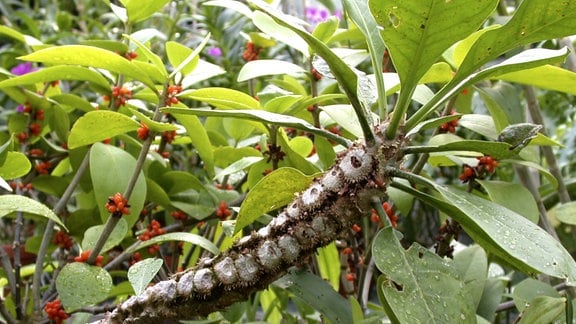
[107,124,404,323]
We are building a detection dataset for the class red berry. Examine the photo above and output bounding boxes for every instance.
[352,224,362,233]
[345,273,355,282]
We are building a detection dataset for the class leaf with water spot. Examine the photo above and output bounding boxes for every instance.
[56,262,112,311]
[372,227,476,323]
[82,218,128,253]
[128,258,163,295]
[0,195,66,230]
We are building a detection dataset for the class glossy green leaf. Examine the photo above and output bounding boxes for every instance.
[504,159,558,189]
[276,130,320,175]
[251,10,309,57]
[128,258,163,295]
[170,113,215,177]
[0,25,42,45]
[453,245,488,310]
[166,41,199,76]
[123,0,170,23]
[129,108,178,132]
[496,65,576,96]
[512,278,561,312]
[372,227,475,323]
[222,118,256,142]
[122,34,166,78]
[216,156,263,180]
[477,277,505,322]
[19,45,157,90]
[0,152,32,179]
[82,218,128,253]
[203,0,253,18]
[90,143,146,227]
[125,232,219,256]
[518,296,565,324]
[552,202,576,225]
[288,136,313,158]
[168,33,210,79]
[0,194,67,230]
[181,87,261,110]
[407,47,569,130]
[235,167,314,234]
[476,180,538,223]
[317,242,340,290]
[274,269,352,324]
[237,59,306,82]
[370,0,497,134]
[343,0,386,114]
[68,110,140,149]
[0,66,110,91]
[435,186,576,284]
[312,16,339,43]
[160,171,205,195]
[163,107,350,147]
[56,262,112,311]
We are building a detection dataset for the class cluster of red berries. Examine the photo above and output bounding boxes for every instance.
[242,42,262,62]
[106,86,132,108]
[105,192,131,216]
[215,201,231,220]
[16,102,45,143]
[130,252,142,265]
[165,84,183,106]
[44,299,69,324]
[370,202,399,228]
[341,247,359,282]
[215,183,233,190]
[53,230,73,250]
[124,51,138,60]
[439,110,459,133]
[137,122,150,140]
[34,161,52,175]
[161,130,177,144]
[138,220,166,255]
[171,210,188,221]
[459,155,499,183]
[74,250,104,267]
[9,181,33,192]
[28,148,44,157]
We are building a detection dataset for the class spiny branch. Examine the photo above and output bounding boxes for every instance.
[103,123,404,323]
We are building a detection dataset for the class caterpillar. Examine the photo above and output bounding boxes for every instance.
[105,123,404,323]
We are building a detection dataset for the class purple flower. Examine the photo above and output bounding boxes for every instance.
[207,47,222,57]
[16,105,25,113]
[11,62,36,76]
[305,5,340,28]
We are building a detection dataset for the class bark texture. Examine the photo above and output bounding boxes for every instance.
[106,123,404,323]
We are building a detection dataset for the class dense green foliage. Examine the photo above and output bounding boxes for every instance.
[1,0,576,322]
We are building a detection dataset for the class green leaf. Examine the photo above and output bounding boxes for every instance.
[460,1,576,79]
[82,218,128,253]
[237,59,306,82]
[235,167,314,234]
[0,195,67,230]
[435,186,576,284]
[251,10,309,57]
[166,41,199,76]
[215,156,264,180]
[343,0,387,115]
[477,277,505,322]
[453,245,488,310]
[68,110,140,149]
[0,152,32,180]
[123,0,170,23]
[407,47,569,130]
[0,66,110,91]
[160,171,206,195]
[317,242,340,290]
[163,107,350,147]
[274,269,352,324]
[518,296,565,324]
[56,262,112,311]
[0,25,42,45]
[288,136,313,158]
[128,108,178,132]
[125,232,219,256]
[312,16,339,43]
[181,87,261,110]
[90,143,146,227]
[203,0,253,18]
[122,34,166,78]
[372,227,475,323]
[18,45,157,90]
[128,258,163,295]
[552,202,576,225]
[476,180,538,223]
[512,278,561,312]
[369,0,497,134]
[496,65,576,96]
[249,0,374,144]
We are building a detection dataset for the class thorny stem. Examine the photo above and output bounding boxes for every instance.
[33,151,91,315]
